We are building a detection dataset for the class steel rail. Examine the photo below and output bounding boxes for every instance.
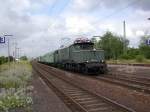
[33,62,136,112]
[38,62,150,94]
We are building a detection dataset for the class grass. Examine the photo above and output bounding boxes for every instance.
[0,92,32,111]
[107,59,150,64]
[0,61,33,112]
[0,63,10,72]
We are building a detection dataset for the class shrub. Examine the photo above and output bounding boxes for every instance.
[0,91,33,111]
[119,54,132,60]
[20,56,28,61]
[0,62,33,111]
[136,55,145,62]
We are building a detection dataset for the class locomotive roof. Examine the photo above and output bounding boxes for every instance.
[73,42,94,45]
[59,41,94,50]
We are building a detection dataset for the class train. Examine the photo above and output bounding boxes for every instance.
[37,38,107,74]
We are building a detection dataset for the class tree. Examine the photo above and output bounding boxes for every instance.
[20,56,28,60]
[139,35,150,59]
[0,56,8,65]
[139,45,150,59]
[126,48,140,59]
[96,31,129,59]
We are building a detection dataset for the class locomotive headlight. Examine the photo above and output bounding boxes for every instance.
[101,60,104,63]
[86,60,89,63]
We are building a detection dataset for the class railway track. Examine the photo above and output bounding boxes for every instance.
[110,73,150,84]
[108,64,150,78]
[103,74,150,86]
[108,63,150,67]
[38,62,150,94]
[95,75,150,94]
[33,62,135,112]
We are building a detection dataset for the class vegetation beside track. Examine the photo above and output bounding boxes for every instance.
[0,61,33,112]
[92,31,150,61]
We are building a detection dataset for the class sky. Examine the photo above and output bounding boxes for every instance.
[0,0,150,57]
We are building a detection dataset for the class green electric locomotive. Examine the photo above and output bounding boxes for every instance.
[39,38,107,74]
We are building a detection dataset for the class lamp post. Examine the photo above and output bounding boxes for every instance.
[123,20,126,55]
[4,34,13,68]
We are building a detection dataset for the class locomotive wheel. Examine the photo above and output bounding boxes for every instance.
[82,66,88,74]
[100,67,107,74]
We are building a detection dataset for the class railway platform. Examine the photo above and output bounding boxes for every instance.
[31,73,72,112]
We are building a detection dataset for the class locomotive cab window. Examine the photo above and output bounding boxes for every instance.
[74,43,94,50]
[55,50,59,54]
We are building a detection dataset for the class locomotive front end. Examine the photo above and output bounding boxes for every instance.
[82,50,107,73]
[71,38,107,74]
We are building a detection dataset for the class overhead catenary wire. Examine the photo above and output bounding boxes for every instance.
[97,0,141,22]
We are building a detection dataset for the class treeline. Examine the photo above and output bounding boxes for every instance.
[92,31,150,61]
[0,56,14,65]
[0,56,28,65]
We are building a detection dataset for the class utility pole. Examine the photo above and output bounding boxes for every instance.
[13,40,17,69]
[16,47,20,60]
[19,48,22,58]
[123,21,126,54]
[4,35,13,68]
[15,42,17,60]
[12,39,17,61]
[18,48,20,59]
[8,38,10,65]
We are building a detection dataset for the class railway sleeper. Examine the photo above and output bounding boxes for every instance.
[34,63,135,112]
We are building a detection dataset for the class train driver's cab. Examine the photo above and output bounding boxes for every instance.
[73,38,94,50]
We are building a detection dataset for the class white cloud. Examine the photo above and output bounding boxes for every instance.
[0,0,150,57]
[136,30,145,36]
[66,16,95,34]
[70,0,101,12]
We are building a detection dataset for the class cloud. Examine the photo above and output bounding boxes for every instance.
[0,0,150,57]
[0,0,58,57]
[65,16,95,34]
[68,0,150,13]
[70,0,101,12]
[135,0,150,11]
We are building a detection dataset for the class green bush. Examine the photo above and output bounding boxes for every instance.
[119,54,132,60]
[139,43,150,59]
[127,48,140,59]
[136,55,145,62]
[0,93,32,111]
[0,76,24,89]
[0,62,33,111]
[0,56,7,65]
[20,56,28,61]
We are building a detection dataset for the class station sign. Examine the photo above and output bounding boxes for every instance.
[0,36,5,44]
[146,39,150,45]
